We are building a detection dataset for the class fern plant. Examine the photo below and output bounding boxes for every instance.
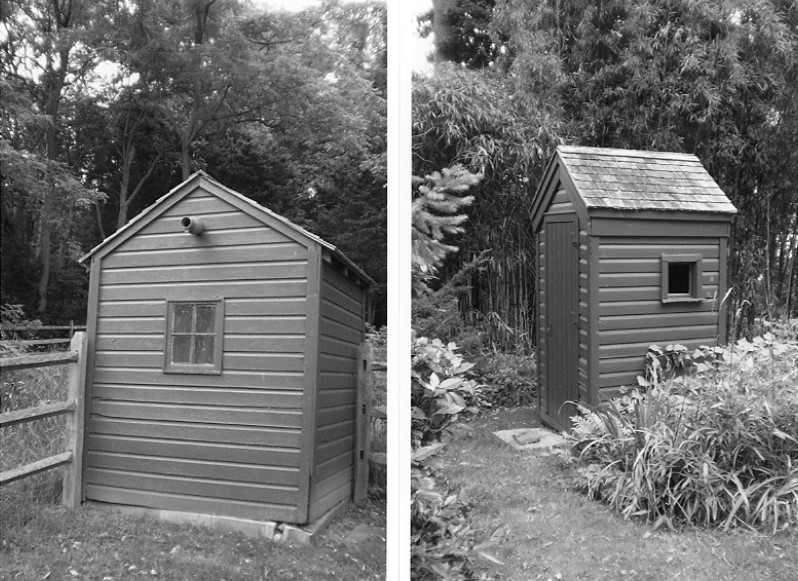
[568,325,798,533]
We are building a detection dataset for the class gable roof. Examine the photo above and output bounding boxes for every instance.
[531,145,737,231]
[79,171,375,287]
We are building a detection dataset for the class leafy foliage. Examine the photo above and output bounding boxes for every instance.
[412,165,481,297]
[569,326,798,533]
[473,350,537,409]
[411,444,477,580]
[419,0,798,342]
[1,0,387,324]
[411,336,481,448]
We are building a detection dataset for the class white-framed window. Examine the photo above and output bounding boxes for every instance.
[661,254,703,303]
[164,300,224,374]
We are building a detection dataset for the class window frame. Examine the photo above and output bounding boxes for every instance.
[164,299,224,375]
[661,254,703,303]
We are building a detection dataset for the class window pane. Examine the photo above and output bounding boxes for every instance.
[195,304,216,334]
[173,304,194,333]
[194,336,215,364]
[669,263,692,295]
[172,335,192,363]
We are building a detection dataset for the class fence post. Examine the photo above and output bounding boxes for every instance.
[62,331,87,509]
[353,342,373,505]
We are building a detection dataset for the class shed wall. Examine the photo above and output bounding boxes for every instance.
[308,261,365,521]
[595,234,724,396]
[85,188,310,522]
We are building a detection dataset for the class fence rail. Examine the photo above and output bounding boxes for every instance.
[0,332,87,508]
[0,324,86,332]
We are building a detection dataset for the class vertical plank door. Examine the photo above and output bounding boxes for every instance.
[545,217,579,431]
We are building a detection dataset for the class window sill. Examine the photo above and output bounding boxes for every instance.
[164,365,222,375]
[661,297,704,304]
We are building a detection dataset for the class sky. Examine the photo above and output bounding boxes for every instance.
[411,0,434,74]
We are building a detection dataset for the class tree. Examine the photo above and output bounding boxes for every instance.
[413,63,560,345]
[1,0,389,325]
[493,0,798,325]
[422,0,501,69]
[1,0,107,314]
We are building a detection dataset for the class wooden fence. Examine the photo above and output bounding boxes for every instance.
[0,323,86,348]
[353,342,388,503]
[0,332,88,508]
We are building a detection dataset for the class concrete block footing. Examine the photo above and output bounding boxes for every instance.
[87,500,349,543]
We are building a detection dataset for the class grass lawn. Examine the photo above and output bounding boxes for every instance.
[439,407,798,581]
[0,495,386,581]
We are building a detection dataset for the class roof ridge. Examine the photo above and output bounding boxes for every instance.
[558,145,699,161]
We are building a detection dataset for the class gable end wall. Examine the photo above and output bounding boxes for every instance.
[85,188,312,523]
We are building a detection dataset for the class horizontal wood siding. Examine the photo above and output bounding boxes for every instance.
[308,262,364,521]
[537,229,548,417]
[86,189,310,522]
[578,229,590,402]
[596,235,724,394]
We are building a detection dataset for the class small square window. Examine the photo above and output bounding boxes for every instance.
[164,300,223,374]
[661,255,703,303]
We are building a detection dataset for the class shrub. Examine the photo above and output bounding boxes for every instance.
[411,444,476,580]
[411,336,485,579]
[473,350,537,409]
[411,335,481,447]
[569,327,798,533]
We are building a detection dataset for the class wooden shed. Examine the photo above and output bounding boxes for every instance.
[531,146,737,431]
[78,171,374,526]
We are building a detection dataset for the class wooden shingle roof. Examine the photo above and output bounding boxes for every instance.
[556,145,737,213]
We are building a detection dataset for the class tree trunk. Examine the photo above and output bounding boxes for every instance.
[181,133,192,180]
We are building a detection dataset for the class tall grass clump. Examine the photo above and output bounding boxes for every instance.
[569,322,798,533]
[0,364,70,527]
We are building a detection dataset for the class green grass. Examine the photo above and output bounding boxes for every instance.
[1,366,70,521]
[0,499,386,581]
[2,353,387,579]
[436,407,798,581]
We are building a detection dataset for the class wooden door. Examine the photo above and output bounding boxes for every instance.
[544,217,579,430]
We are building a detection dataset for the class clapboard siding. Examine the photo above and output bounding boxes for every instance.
[92,384,303,408]
[85,188,312,521]
[86,468,298,505]
[86,486,297,523]
[594,236,723,391]
[91,401,304,429]
[88,452,299,486]
[97,297,307,318]
[578,229,591,401]
[309,261,364,521]
[90,417,301,447]
[87,435,300,467]
[548,189,575,214]
[83,174,372,525]
[92,368,304,389]
[104,243,306,269]
[101,262,308,285]
[532,147,735,432]
[537,229,548,416]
